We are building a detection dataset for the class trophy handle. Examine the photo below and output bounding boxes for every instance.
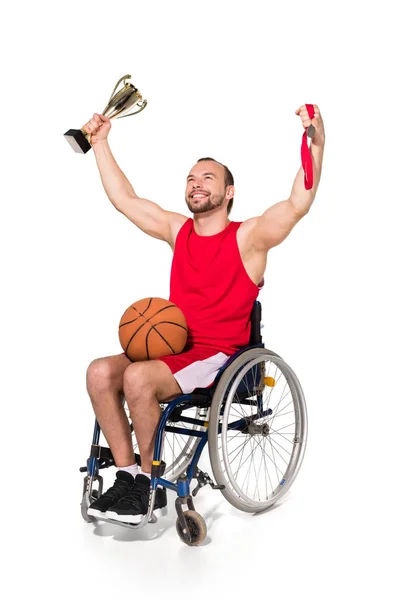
[118,99,148,118]
[108,74,132,103]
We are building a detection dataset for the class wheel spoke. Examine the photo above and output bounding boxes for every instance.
[267,435,291,465]
[267,434,285,482]
[252,439,263,501]
[272,409,295,419]
[256,436,267,498]
[272,399,295,420]
[226,435,253,462]
[262,433,274,496]
[269,422,296,436]
[233,437,250,480]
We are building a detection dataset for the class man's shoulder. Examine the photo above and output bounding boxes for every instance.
[166,212,190,250]
[238,216,258,230]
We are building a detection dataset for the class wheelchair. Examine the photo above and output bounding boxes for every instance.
[80,300,308,545]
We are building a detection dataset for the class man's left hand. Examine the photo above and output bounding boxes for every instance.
[295,104,325,147]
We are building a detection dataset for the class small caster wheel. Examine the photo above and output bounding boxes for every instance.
[176,510,207,546]
[80,489,99,523]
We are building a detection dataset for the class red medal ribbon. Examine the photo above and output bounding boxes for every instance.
[301,103,315,190]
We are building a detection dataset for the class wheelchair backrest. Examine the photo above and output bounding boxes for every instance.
[249,300,262,346]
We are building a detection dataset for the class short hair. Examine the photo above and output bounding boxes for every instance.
[197,157,234,215]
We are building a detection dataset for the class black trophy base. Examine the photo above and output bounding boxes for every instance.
[64,129,92,154]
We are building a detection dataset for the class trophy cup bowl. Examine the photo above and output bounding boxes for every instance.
[64,74,147,154]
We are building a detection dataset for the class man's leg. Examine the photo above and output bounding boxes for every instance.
[123,360,183,473]
[86,353,135,467]
[103,360,182,523]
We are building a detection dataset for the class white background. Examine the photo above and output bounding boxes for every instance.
[2,0,399,597]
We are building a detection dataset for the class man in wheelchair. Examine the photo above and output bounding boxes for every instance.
[82,105,325,527]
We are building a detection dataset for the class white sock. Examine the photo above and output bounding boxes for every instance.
[118,463,140,478]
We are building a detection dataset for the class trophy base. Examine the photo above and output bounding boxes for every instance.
[64,129,92,154]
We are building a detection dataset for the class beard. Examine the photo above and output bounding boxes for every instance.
[186,192,225,214]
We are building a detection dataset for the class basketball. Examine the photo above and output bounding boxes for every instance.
[119,297,188,361]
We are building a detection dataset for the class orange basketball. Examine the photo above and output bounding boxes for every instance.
[119,297,188,361]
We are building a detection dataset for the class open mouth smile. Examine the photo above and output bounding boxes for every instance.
[191,192,209,199]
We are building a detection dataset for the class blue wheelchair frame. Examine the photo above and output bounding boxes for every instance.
[86,342,269,490]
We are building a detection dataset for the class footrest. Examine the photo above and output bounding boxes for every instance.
[93,514,157,529]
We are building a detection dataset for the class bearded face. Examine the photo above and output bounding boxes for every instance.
[186,189,226,214]
[185,161,230,214]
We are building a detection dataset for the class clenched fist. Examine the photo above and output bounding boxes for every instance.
[82,113,112,146]
[295,104,325,147]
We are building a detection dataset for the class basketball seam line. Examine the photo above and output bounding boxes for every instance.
[125,321,187,356]
[145,325,176,359]
[141,297,153,315]
[119,316,141,328]
[125,320,148,355]
[126,322,184,357]
[121,303,180,329]
[133,302,177,319]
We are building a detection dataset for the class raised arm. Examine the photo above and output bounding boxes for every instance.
[82,113,185,245]
[251,104,325,251]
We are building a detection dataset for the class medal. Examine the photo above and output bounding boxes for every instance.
[307,124,316,138]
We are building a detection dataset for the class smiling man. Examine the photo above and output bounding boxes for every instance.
[186,159,234,217]
[82,106,325,523]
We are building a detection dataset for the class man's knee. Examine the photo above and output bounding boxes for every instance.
[123,361,181,402]
[123,362,156,397]
[86,356,125,393]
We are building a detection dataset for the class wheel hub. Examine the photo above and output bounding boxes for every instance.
[243,419,270,436]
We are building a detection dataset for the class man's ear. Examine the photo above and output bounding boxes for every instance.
[227,185,235,197]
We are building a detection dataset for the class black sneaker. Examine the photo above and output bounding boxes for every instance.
[87,471,135,519]
[106,474,167,524]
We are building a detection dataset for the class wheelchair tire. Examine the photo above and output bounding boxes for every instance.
[208,347,307,513]
[176,510,207,546]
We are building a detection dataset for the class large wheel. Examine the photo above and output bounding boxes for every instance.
[124,401,205,482]
[208,348,307,512]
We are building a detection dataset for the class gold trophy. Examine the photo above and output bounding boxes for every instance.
[64,74,147,154]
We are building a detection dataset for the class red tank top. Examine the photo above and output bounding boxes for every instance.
[169,218,264,354]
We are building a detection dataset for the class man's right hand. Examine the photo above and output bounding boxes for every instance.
[82,113,111,145]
